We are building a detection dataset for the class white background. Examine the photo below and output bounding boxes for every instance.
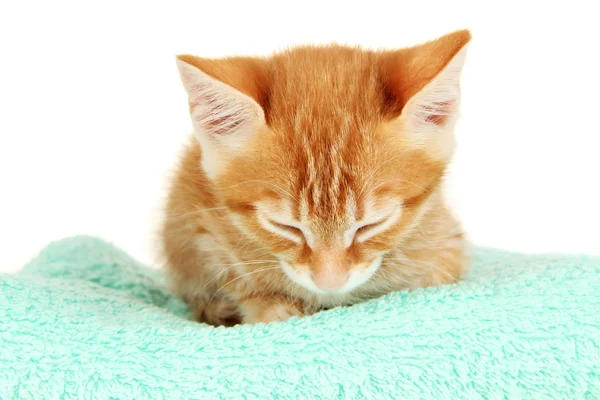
[1,1,598,273]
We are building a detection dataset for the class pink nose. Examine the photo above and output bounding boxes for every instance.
[311,270,348,291]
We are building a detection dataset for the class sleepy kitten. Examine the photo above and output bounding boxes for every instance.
[161,30,471,325]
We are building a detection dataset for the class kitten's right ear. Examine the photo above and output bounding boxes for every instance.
[380,30,471,160]
[176,55,268,179]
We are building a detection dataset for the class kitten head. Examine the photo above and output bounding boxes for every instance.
[176,30,470,294]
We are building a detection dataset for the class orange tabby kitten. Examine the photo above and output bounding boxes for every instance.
[161,30,471,326]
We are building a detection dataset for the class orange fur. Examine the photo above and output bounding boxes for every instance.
[161,30,471,325]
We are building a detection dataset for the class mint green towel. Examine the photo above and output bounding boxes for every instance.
[0,236,598,399]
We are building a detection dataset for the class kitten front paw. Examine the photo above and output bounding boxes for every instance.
[239,297,304,324]
[194,298,241,327]
[258,303,303,323]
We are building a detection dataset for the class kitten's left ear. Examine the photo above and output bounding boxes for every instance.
[380,29,471,158]
[176,55,269,180]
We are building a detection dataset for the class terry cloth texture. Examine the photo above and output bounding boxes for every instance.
[0,236,599,399]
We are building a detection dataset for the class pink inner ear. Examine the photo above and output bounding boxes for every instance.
[192,89,244,136]
[422,100,454,125]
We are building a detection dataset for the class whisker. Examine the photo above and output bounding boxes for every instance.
[194,260,280,294]
[165,206,228,221]
[235,225,263,256]
[223,180,298,202]
[357,154,406,199]
[361,177,426,201]
[207,266,282,306]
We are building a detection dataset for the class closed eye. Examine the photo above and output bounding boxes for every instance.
[356,219,386,236]
[354,217,390,243]
[263,218,305,244]
[269,220,303,237]
[345,207,403,246]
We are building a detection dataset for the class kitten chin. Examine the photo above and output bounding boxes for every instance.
[161,29,471,325]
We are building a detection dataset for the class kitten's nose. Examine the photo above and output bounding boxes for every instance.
[311,270,348,291]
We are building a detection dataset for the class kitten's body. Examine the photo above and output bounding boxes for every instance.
[162,31,471,325]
